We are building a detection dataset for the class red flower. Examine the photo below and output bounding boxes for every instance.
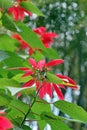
[18,58,69,100]
[0,111,13,130]
[17,58,78,100]
[33,27,58,48]
[8,1,32,21]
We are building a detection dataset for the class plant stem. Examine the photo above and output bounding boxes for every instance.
[20,84,42,128]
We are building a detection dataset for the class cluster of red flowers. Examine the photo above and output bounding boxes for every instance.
[33,27,58,48]
[18,58,78,100]
[12,26,58,55]
[8,0,32,21]
[0,111,13,130]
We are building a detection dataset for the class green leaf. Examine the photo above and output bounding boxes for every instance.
[8,86,35,96]
[0,67,8,78]
[38,120,46,130]
[21,1,44,16]
[0,0,12,10]
[0,50,9,62]
[41,111,85,124]
[0,35,16,52]
[2,14,17,31]
[17,22,44,49]
[32,98,51,120]
[47,119,72,130]
[7,99,29,119]
[41,112,72,130]
[42,48,59,59]
[0,78,21,88]
[13,125,31,130]
[54,100,87,124]
[32,51,44,61]
[22,125,31,130]
[4,51,24,67]
[47,72,63,84]
[0,95,10,106]
[12,74,32,83]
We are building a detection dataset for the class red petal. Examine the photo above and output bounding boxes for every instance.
[33,27,46,34]
[12,33,21,40]
[39,81,52,98]
[53,84,64,100]
[39,81,47,98]
[18,6,25,21]
[22,79,35,87]
[18,67,32,73]
[25,9,32,16]
[0,116,13,130]
[56,74,78,89]
[20,40,29,49]
[28,46,34,56]
[22,70,33,77]
[42,32,58,39]
[36,81,40,91]
[29,58,37,68]
[37,60,46,70]
[46,59,64,67]
[46,83,52,98]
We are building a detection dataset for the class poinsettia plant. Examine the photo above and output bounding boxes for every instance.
[0,0,87,130]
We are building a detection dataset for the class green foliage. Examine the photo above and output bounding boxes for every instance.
[0,0,12,10]
[21,1,44,16]
[47,72,63,84]
[42,48,59,59]
[32,98,51,120]
[0,50,9,62]
[0,35,16,52]
[0,94,11,106]
[7,99,29,119]
[3,52,24,67]
[2,14,17,32]
[54,100,87,123]
[0,78,21,87]
[17,22,44,49]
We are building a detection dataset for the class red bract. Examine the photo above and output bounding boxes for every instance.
[56,74,78,90]
[33,27,58,48]
[0,112,13,130]
[8,2,32,21]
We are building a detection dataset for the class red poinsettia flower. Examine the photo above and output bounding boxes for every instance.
[0,111,13,130]
[8,1,32,21]
[12,33,34,55]
[33,27,58,48]
[15,58,78,100]
[17,58,72,100]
